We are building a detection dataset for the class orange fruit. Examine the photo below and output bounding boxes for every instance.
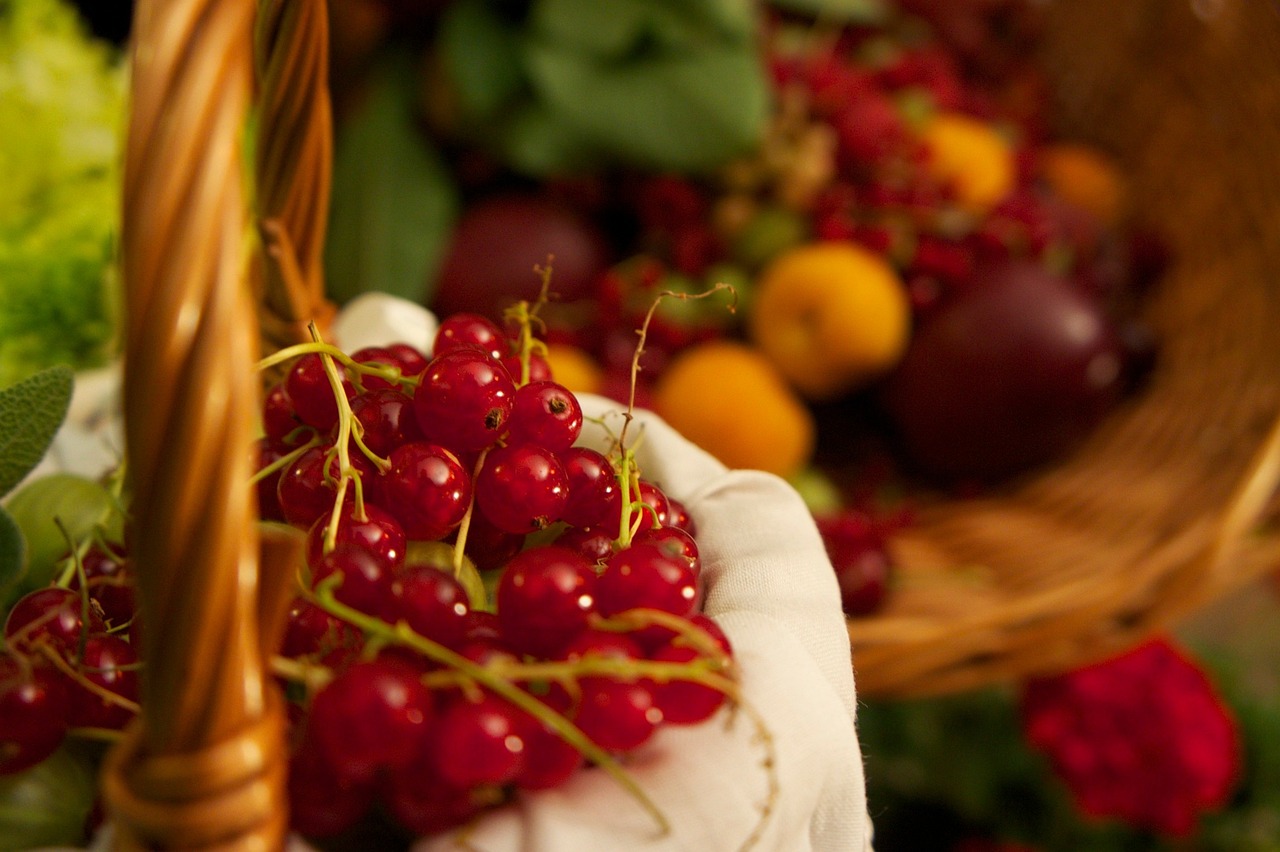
[1038,142,1129,226]
[653,341,814,479]
[543,343,603,396]
[748,241,911,401]
[919,112,1015,214]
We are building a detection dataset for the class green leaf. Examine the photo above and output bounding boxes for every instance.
[439,0,527,122]
[0,506,25,600]
[0,365,73,497]
[0,746,98,851]
[323,54,459,306]
[529,0,755,56]
[500,100,601,176]
[765,0,890,24]
[3,473,115,594]
[522,37,769,173]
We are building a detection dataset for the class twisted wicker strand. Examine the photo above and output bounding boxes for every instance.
[108,0,285,847]
[252,0,335,352]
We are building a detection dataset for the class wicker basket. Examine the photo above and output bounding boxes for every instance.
[848,0,1280,698]
[100,0,1280,846]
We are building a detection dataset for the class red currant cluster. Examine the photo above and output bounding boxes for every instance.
[1,545,139,775]
[256,307,738,839]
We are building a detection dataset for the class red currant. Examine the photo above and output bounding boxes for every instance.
[475,444,568,534]
[496,546,596,657]
[379,443,472,541]
[434,313,508,361]
[431,693,526,788]
[4,587,107,654]
[505,381,583,451]
[67,633,138,730]
[309,544,398,621]
[307,657,434,783]
[349,388,422,456]
[393,565,471,650]
[413,349,515,452]
[285,353,354,432]
[559,447,619,528]
[0,655,69,775]
[305,503,406,575]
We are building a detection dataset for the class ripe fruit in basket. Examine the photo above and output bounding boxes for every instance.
[654,340,815,478]
[1037,142,1129,227]
[918,112,1016,214]
[879,259,1127,481]
[430,193,611,320]
[748,241,911,401]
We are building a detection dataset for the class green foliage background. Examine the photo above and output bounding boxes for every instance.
[0,0,124,387]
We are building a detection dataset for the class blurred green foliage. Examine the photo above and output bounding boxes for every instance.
[0,0,124,387]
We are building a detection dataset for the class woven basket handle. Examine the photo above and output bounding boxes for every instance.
[102,0,329,847]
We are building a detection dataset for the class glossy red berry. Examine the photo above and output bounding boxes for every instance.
[647,642,726,725]
[558,447,619,529]
[597,543,699,620]
[633,525,701,579]
[68,545,134,628]
[276,446,375,529]
[475,444,568,534]
[349,388,422,456]
[67,633,139,730]
[280,597,361,661]
[413,349,515,452]
[305,503,406,575]
[309,544,398,621]
[379,443,472,541]
[0,656,70,775]
[349,346,402,391]
[434,313,508,361]
[4,587,106,653]
[496,546,596,657]
[287,739,377,838]
[307,657,434,783]
[432,694,526,788]
[554,525,616,566]
[262,383,306,448]
[285,353,354,432]
[573,677,660,752]
[394,565,471,650]
[505,381,583,451]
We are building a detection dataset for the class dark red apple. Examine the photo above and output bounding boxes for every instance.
[879,259,1128,482]
[430,193,611,322]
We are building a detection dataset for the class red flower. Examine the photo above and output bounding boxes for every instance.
[1019,637,1240,836]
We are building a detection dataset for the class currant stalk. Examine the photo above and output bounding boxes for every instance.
[302,577,671,835]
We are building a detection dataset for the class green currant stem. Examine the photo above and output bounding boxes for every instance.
[257,340,417,392]
[303,579,670,835]
[592,610,735,670]
[36,642,140,715]
[69,727,127,744]
[616,449,639,549]
[52,518,91,663]
[270,654,334,694]
[451,447,490,584]
[313,323,369,553]
[504,260,555,387]
[247,435,321,487]
[421,656,736,696]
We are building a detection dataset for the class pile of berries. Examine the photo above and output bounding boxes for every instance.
[257,306,738,839]
[1,544,139,774]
